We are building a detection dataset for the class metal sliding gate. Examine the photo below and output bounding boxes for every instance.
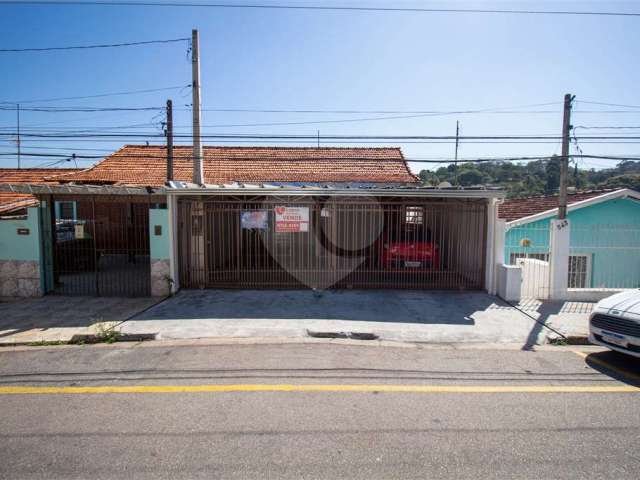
[49,196,151,296]
[178,196,487,290]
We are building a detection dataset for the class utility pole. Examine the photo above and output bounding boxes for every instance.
[454,120,459,185]
[191,29,204,185]
[16,103,21,169]
[166,99,174,182]
[558,93,574,219]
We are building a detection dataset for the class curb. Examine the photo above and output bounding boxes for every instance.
[549,335,591,346]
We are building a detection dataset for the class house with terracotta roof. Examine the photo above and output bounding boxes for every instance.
[0,168,81,297]
[0,168,79,217]
[500,188,640,292]
[51,145,420,186]
[0,145,505,297]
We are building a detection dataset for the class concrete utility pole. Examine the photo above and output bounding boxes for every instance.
[191,29,204,185]
[558,93,574,219]
[16,103,21,169]
[166,99,174,182]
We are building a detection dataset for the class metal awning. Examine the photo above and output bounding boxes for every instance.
[0,183,165,196]
[0,182,505,199]
[165,181,505,199]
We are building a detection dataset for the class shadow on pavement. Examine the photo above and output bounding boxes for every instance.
[128,289,499,325]
[0,296,161,344]
[584,350,640,388]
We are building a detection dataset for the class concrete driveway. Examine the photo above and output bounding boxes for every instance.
[121,289,594,346]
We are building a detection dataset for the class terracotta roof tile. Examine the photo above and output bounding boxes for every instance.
[54,145,418,186]
[498,189,620,222]
[0,168,79,215]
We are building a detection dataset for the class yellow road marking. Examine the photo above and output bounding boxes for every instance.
[0,384,637,395]
[571,349,640,383]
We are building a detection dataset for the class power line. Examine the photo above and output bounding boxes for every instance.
[577,100,640,109]
[194,102,564,115]
[0,105,162,112]
[0,36,189,53]
[7,138,640,145]
[0,144,114,152]
[7,132,640,140]
[3,102,640,117]
[0,124,159,132]
[0,85,188,104]
[0,152,637,163]
[0,110,160,129]
[573,125,640,130]
[1,2,639,18]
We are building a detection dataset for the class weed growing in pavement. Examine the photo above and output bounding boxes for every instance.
[93,322,121,344]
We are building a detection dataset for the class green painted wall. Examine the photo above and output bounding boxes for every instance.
[149,208,170,260]
[505,197,640,288]
[0,207,41,261]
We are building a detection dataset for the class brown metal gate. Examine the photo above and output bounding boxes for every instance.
[178,196,487,290]
[51,196,151,296]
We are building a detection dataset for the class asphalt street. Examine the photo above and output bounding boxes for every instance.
[0,341,639,479]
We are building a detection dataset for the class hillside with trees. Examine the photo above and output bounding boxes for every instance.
[417,157,640,197]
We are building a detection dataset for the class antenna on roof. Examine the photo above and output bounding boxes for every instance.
[317,130,320,148]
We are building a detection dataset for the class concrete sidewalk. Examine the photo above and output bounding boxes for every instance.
[0,290,594,347]
[121,290,594,346]
[0,296,159,344]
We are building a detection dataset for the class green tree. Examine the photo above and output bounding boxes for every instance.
[545,156,561,193]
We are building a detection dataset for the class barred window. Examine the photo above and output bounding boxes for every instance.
[405,206,424,225]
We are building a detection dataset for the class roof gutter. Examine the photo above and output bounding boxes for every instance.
[0,183,506,199]
[165,186,505,199]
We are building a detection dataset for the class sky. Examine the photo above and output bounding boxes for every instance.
[1,0,640,174]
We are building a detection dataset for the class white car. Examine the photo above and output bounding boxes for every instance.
[589,290,640,358]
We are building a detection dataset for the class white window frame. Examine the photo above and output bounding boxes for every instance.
[405,206,424,225]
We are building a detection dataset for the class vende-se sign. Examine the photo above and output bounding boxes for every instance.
[274,206,309,233]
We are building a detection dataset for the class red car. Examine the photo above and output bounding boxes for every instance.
[380,226,440,269]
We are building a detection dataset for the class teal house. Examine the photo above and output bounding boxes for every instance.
[500,189,640,289]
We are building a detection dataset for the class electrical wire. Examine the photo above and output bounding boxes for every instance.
[577,100,640,109]
[1,152,637,163]
[1,1,639,17]
[193,102,564,115]
[0,37,189,53]
[0,144,114,152]
[6,132,640,140]
[572,125,640,130]
[6,138,640,145]
[0,85,189,104]
[0,105,162,112]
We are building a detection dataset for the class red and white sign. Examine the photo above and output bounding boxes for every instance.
[274,206,309,233]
